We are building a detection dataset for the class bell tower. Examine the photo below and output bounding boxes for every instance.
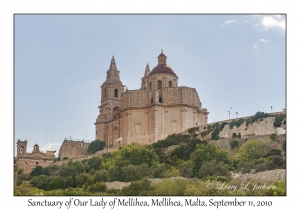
[95,56,125,140]
[17,139,27,156]
[140,63,150,89]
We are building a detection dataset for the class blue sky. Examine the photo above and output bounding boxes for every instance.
[14,14,285,155]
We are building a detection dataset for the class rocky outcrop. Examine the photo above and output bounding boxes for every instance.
[238,169,286,182]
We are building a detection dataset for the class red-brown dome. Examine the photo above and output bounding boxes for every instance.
[149,64,176,76]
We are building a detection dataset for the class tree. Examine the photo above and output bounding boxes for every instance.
[197,160,230,179]
[88,140,106,154]
[75,173,92,187]
[111,143,159,167]
[190,143,232,176]
[235,137,273,161]
[93,170,109,183]
[30,165,43,176]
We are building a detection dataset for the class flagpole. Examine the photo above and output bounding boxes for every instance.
[46,129,47,153]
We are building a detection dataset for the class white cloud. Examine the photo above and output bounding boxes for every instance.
[26,143,62,157]
[253,39,271,51]
[222,20,237,26]
[260,39,269,43]
[252,15,285,31]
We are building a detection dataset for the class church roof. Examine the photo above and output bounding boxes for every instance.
[149,64,176,76]
[158,52,166,57]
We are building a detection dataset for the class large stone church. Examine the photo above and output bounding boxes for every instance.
[95,51,208,147]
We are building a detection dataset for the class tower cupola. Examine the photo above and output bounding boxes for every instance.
[158,49,167,65]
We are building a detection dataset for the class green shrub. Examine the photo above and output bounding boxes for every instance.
[16,180,23,186]
[197,160,230,179]
[212,123,220,130]
[88,140,106,154]
[165,166,180,178]
[179,166,193,178]
[200,131,209,140]
[235,137,273,161]
[220,122,228,131]
[229,119,245,129]
[151,134,191,148]
[188,127,199,135]
[89,182,107,192]
[75,173,92,187]
[246,117,253,126]
[191,143,232,176]
[30,165,43,176]
[110,143,159,167]
[18,168,25,174]
[266,149,282,157]
[232,133,238,139]
[235,160,255,174]
[121,178,152,196]
[93,170,109,183]
[255,161,277,173]
[123,164,153,182]
[273,114,285,127]
[252,111,269,123]
[267,180,286,196]
[230,140,239,149]
[272,156,285,167]
[107,166,123,182]
[152,164,168,178]
[150,179,191,196]
[211,129,219,140]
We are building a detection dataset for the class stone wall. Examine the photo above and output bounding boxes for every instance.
[54,145,119,166]
[183,112,286,140]
[16,157,54,174]
[58,140,90,159]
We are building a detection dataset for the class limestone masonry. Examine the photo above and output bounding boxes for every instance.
[15,139,55,174]
[95,51,209,146]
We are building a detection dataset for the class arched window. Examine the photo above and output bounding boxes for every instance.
[104,89,106,98]
[158,80,162,90]
[159,97,162,103]
[151,98,153,103]
[149,82,152,90]
[115,89,118,97]
[169,81,172,87]
[113,107,121,118]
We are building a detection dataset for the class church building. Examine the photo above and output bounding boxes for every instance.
[95,51,208,147]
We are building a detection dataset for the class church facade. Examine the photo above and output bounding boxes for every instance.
[15,139,55,174]
[95,51,208,147]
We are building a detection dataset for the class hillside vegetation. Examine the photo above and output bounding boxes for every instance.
[15,131,286,196]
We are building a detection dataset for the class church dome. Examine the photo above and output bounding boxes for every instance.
[149,50,177,76]
[149,64,176,76]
